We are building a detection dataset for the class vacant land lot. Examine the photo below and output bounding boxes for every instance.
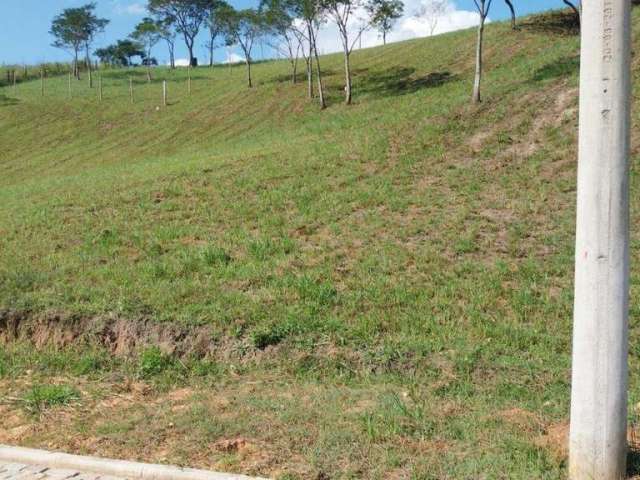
[1,9,640,479]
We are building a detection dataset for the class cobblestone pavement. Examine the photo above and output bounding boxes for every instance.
[0,462,127,480]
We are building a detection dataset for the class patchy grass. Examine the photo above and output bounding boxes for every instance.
[1,7,640,479]
[20,384,80,415]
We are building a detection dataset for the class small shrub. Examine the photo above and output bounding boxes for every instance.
[251,326,286,350]
[22,384,80,414]
[138,346,174,378]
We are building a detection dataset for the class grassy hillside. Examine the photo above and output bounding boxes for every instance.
[1,9,639,479]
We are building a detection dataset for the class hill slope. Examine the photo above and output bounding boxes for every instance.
[1,9,639,479]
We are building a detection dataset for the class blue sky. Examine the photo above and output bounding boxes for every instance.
[0,0,563,65]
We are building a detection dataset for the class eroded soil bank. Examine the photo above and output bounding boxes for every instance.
[0,310,217,358]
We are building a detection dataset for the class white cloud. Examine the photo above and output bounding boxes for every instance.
[112,1,146,16]
[313,0,485,54]
[170,54,244,67]
[223,53,245,64]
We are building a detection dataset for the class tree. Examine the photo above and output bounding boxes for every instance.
[205,0,227,67]
[219,5,264,87]
[95,40,144,67]
[366,0,403,45]
[131,17,162,82]
[291,0,326,108]
[148,0,210,66]
[156,15,178,68]
[323,0,368,105]
[80,3,109,88]
[95,45,121,66]
[263,0,301,83]
[50,5,89,79]
[414,0,447,36]
[471,0,492,103]
[118,39,145,66]
[504,0,516,29]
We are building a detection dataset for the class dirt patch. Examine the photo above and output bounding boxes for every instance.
[537,422,569,460]
[0,310,217,358]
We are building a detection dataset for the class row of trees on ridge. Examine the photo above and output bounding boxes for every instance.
[48,0,582,107]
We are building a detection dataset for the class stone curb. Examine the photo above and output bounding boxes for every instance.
[0,445,268,480]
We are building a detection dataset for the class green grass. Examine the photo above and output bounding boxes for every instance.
[1,7,639,479]
[20,384,80,415]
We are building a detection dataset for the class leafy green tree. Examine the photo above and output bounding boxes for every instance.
[148,0,211,66]
[80,3,109,87]
[219,6,265,87]
[50,5,91,79]
[131,17,162,81]
[97,40,145,67]
[95,45,120,66]
[366,0,403,45]
[117,40,145,66]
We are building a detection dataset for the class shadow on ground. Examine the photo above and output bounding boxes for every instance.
[0,95,19,107]
[628,448,640,478]
[530,55,579,83]
[356,66,458,97]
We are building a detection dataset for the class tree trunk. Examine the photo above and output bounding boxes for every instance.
[306,56,313,97]
[504,0,516,29]
[86,45,93,88]
[311,36,325,109]
[343,47,352,105]
[472,16,484,104]
[246,57,252,88]
[147,64,152,83]
[383,31,386,45]
[74,50,80,80]
[209,38,214,67]
[167,40,176,69]
[185,35,195,66]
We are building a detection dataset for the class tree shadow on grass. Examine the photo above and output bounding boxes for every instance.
[268,68,339,85]
[519,9,580,36]
[530,55,579,83]
[627,447,640,477]
[357,66,458,98]
[0,94,19,107]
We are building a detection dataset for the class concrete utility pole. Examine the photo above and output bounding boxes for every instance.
[40,69,44,97]
[129,77,134,104]
[68,72,72,99]
[569,0,632,479]
[98,75,103,102]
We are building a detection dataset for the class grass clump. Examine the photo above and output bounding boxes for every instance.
[138,346,176,378]
[21,384,80,414]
